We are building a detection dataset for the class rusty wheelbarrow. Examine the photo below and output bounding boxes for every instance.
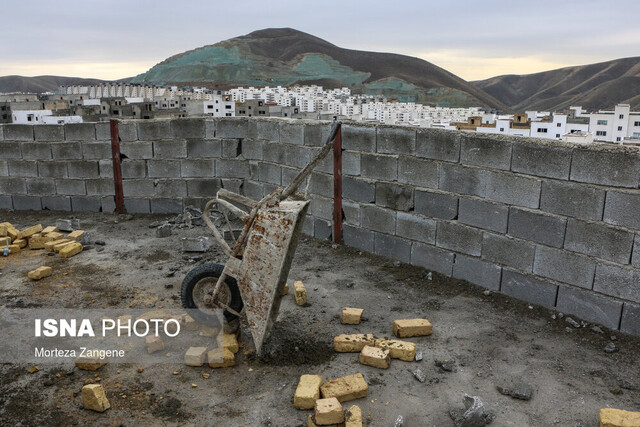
[181,122,341,355]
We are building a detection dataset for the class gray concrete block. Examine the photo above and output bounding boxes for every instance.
[216,118,248,139]
[360,205,396,234]
[485,170,541,208]
[12,195,41,210]
[98,159,113,178]
[81,142,111,160]
[222,139,241,158]
[501,269,558,309]
[438,163,486,197]
[262,142,287,164]
[593,263,640,303]
[205,120,216,139]
[147,160,181,178]
[343,176,375,203]
[375,232,411,263]
[460,134,512,170]
[361,153,397,181]
[556,286,622,329]
[309,172,333,198]
[565,219,634,264]
[94,122,111,141]
[248,120,279,141]
[533,246,595,288]
[151,198,184,214]
[279,122,305,145]
[259,162,282,185]
[121,160,146,179]
[186,178,223,197]
[4,125,34,141]
[436,221,483,256]
[343,124,376,152]
[20,143,51,160]
[243,180,264,200]
[120,141,153,159]
[171,118,205,139]
[64,123,95,141]
[86,179,115,196]
[304,122,333,147]
[343,151,361,176]
[396,212,436,244]
[633,235,640,268]
[221,178,243,194]
[411,242,454,276]
[508,208,566,248]
[124,198,150,214]
[284,145,313,169]
[38,161,67,178]
[0,177,27,194]
[0,160,7,177]
[453,254,502,290]
[377,127,415,155]
[0,195,12,209]
[342,200,360,226]
[415,128,460,162]
[122,179,153,197]
[67,161,99,178]
[0,142,22,159]
[315,148,334,175]
[540,180,605,221]
[153,140,187,159]
[101,196,116,213]
[343,225,374,252]
[458,198,508,233]
[71,196,101,212]
[56,179,86,196]
[26,178,55,195]
[117,122,138,141]
[186,139,221,158]
[280,166,299,186]
[41,196,71,212]
[621,303,640,336]
[314,218,332,240]
[241,139,264,160]
[603,190,640,231]
[180,159,215,178]
[215,159,250,178]
[309,196,333,220]
[51,142,82,159]
[570,148,640,188]
[0,125,3,141]
[482,233,535,272]
[301,214,314,237]
[375,182,414,211]
[8,160,37,177]
[398,157,438,188]
[153,180,187,198]
[137,120,171,141]
[414,190,458,220]
[511,141,572,180]
[34,125,64,142]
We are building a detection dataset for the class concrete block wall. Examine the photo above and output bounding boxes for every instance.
[1,118,639,336]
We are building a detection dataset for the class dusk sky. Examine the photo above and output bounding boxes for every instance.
[3,0,639,81]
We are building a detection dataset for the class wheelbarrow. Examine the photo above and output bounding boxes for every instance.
[181,122,341,355]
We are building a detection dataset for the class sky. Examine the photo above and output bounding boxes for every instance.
[2,0,639,82]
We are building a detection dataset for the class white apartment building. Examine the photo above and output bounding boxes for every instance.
[589,104,640,142]
[12,109,82,124]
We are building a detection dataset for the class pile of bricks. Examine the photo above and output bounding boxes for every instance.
[184,329,239,369]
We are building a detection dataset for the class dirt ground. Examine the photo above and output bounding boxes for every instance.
[0,210,638,427]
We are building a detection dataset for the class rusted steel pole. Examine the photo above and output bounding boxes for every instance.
[333,124,343,243]
[109,119,125,214]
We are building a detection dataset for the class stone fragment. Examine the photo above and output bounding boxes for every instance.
[449,394,495,427]
[412,368,427,383]
[185,347,208,366]
[315,397,345,425]
[294,374,323,410]
[435,359,457,372]
[342,308,364,325]
[393,318,433,337]
[282,283,289,296]
[294,281,307,306]
[600,408,640,427]
[334,334,376,353]
[156,223,172,238]
[82,384,110,412]
[145,336,165,354]
[56,219,74,232]
[28,266,53,280]
[359,345,390,369]
[320,373,368,403]
[374,338,416,361]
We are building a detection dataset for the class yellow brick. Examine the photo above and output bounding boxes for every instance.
[334,334,375,353]
[41,226,58,235]
[45,239,70,252]
[359,345,390,369]
[185,347,208,366]
[341,308,363,325]
[75,353,107,371]
[183,314,199,330]
[345,405,362,427]
[320,374,368,403]
[67,230,85,241]
[307,414,344,427]
[1,222,19,241]
[54,240,75,252]
[600,408,640,427]
[0,225,6,237]
[81,384,110,412]
[13,238,27,248]
[374,338,416,362]
[145,336,165,354]
[28,233,55,250]
[222,333,239,353]
[59,242,83,258]
[8,244,20,254]
[28,266,53,280]
[0,236,10,246]
[393,318,433,338]
[294,281,307,306]
[18,224,42,239]
[47,232,64,240]
[294,374,323,410]
[208,348,235,368]
[282,282,289,296]
[315,397,344,425]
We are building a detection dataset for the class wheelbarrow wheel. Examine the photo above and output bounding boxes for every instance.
[181,263,243,325]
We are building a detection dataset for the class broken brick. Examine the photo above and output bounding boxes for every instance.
[374,338,416,362]
[315,397,345,425]
[294,374,323,410]
[334,334,375,353]
[345,405,362,427]
[320,373,368,403]
[81,384,110,412]
[393,318,432,338]
[341,308,364,325]
[208,348,235,368]
[185,347,208,366]
[75,353,107,371]
[221,333,239,354]
[28,266,53,281]
[600,408,640,427]
[359,345,390,369]
[294,281,307,306]
[18,224,42,239]
[59,242,83,258]
[282,282,290,296]
[307,414,344,427]
[145,336,165,354]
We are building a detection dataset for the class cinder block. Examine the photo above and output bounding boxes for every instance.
[121,160,146,179]
[604,191,640,231]
[508,208,566,248]
[248,119,279,141]
[301,214,314,237]
[511,141,572,180]
[565,219,634,264]
[216,118,248,139]
[320,374,368,403]
[81,142,111,160]
[393,319,432,338]
[64,123,95,141]
[359,345,390,369]
[151,198,183,214]
[374,232,411,263]
[280,122,305,145]
[215,159,250,178]
[570,148,640,188]
[342,125,376,153]
[621,302,640,336]
[38,161,67,178]
[148,160,181,178]
[0,125,3,140]
[0,195,12,209]
[4,124,34,141]
[533,245,595,288]
[222,139,241,158]
[98,159,113,178]
[137,120,171,141]
[593,263,640,303]
[153,140,187,159]
[67,161,99,178]
[375,182,413,211]
[484,171,541,208]
[414,190,458,220]
[482,233,535,272]
[116,121,138,141]
[120,141,153,159]
[285,145,314,170]
[258,162,281,185]
[12,195,41,210]
[314,218,332,240]
[343,225,374,252]
[395,212,436,244]
[71,196,101,212]
[360,205,395,234]
[101,196,116,213]
[21,142,52,160]
[262,142,287,164]
[180,159,215,178]
[308,172,333,198]
[153,180,187,198]
[343,177,375,203]
[8,160,37,177]
[415,128,460,162]
[241,139,263,160]
[436,221,483,256]
[122,179,153,197]
[94,122,110,141]
[342,200,360,226]
[26,178,55,195]
[377,126,415,155]
[310,197,333,221]
[411,242,454,276]
[0,142,22,159]
[186,139,222,158]
[438,163,486,197]
[540,180,605,221]
[343,151,361,176]
[221,178,242,193]
[304,122,333,147]
[459,198,508,233]
[556,286,622,329]
[294,375,323,410]
[123,198,150,213]
[360,153,397,181]
[205,120,216,139]
[0,160,7,177]
[453,254,502,290]
[186,178,222,197]
[86,179,115,196]
[51,142,82,159]
[34,125,63,142]
[0,177,27,194]
[460,134,512,170]
[397,157,438,188]
[501,269,558,309]
[633,235,640,268]
[171,118,205,139]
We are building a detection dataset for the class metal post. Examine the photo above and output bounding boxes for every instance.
[109,119,125,214]
[333,124,343,243]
